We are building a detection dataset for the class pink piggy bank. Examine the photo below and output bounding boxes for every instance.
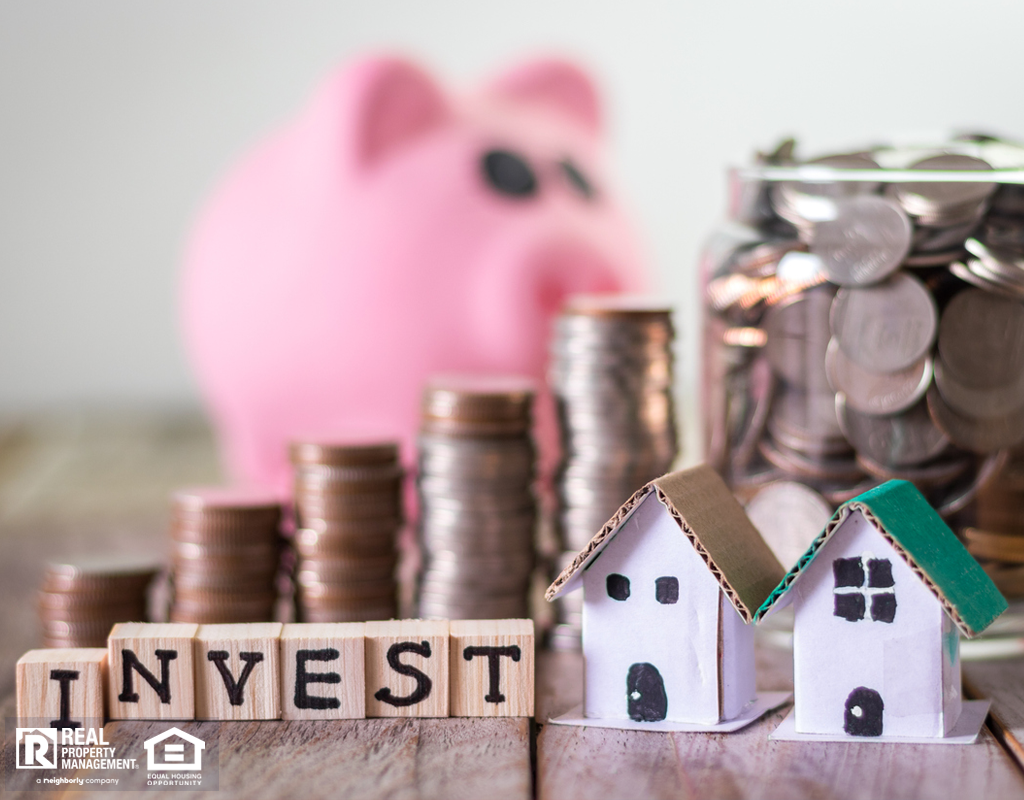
[181,55,650,490]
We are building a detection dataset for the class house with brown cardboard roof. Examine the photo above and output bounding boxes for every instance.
[547,464,785,725]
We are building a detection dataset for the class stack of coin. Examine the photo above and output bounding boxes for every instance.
[291,440,402,622]
[169,487,282,623]
[417,375,537,620]
[706,137,1024,540]
[971,448,1024,598]
[549,296,679,647]
[39,556,159,647]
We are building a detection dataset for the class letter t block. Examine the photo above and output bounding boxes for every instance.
[450,619,534,717]
[108,622,198,720]
[16,649,108,728]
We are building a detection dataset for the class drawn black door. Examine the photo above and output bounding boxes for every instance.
[844,686,884,736]
[626,662,667,722]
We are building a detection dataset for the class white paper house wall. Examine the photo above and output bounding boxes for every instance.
[755,480,1007,739]
[546,465,785,725]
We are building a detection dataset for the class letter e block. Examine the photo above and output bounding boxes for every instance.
[16,649,108,728]
[195,623,283,720]
[280,622,365,720]
[450,619,533,717]
[365,620,449,718]
[108,622,198,720]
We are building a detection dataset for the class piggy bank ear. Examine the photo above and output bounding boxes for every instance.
[314,56,450,170]
[487,58,602,135]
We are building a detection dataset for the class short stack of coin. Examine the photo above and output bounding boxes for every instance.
[39,556,159,647]
[417,376,537,620]
[706,137,1024,537]
[971,448,1024,599]
[548,296,679,648]
[169,488,282,624]
[291,440,402,622]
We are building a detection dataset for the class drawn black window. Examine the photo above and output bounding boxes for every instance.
[655,577,679,604]
[833,557,896,623]
[607,573,630,601]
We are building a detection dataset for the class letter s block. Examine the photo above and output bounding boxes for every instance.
[450,619,533,717]
[280,622,365,720]
[108,623,198,720]
[365,620,449,718]
[194,623,283,721]
[16,648,108,728]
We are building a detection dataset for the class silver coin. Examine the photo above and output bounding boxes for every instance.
[825,338,932,415]
[937,289,1024,389]
[763,286,835,389]
[934,357,1024,420]
[830,272,937,372]
[810,196,912,286]
[746,481,834,569]
[927,385,1024,453]
[836,395,949,467]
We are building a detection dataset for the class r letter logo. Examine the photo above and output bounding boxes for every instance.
[15,728,58,769]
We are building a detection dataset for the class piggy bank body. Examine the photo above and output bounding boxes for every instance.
[181,56,650,490]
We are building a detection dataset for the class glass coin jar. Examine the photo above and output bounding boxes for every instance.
[702,136,1024,647]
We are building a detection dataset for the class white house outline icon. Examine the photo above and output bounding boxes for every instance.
[144,727,205,771]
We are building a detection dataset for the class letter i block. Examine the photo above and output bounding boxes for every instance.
[280,623,365,720]
[108,623,198,720]
[450,619,534,717]
[16,649,108,728]
[194,623,283,720]
[365,620,449,718]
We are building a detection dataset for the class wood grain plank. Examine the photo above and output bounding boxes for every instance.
[537,643,1024,800]
[965,656,1024,770]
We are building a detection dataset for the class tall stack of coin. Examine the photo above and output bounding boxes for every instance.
[417,376,537,620]
[39,556,159,647]
[169,488,282,623]
[291,440,402,622]
[549,296,679,648]
[705,136,1024,574]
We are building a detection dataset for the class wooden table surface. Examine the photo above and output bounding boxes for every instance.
[2,415,1024,799]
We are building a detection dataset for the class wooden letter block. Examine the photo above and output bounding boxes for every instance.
[450,619,534,717]
[16,649,108,728]
[280,622,365,720]
[365,619,449,718]
[108,622,197,720]
[194,623,283,720]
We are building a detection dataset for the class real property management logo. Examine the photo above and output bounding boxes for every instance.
[15,728,58,769]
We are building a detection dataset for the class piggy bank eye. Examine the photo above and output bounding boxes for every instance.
[482,150,537,198]
[560,159,595,200]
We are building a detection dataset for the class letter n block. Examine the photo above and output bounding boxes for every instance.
[16,649,108,728]
[194,623,283,720]
[280,623,365,720]
[450,619,534,717]
[108,622,198,720]
[365,620,449,718]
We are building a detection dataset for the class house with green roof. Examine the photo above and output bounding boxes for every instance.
[755,479,1007,740]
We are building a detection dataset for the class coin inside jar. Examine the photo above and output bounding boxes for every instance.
[825,338,933,415]
[836,395,949,467]
[937,288,1024,389]
[811,196,912,286]
[830,272,937,373]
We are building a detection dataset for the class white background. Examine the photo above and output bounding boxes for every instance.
[3,0,1024,443]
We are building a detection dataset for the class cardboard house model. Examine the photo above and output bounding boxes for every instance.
[755,479,1007,740]
[546,464,786,726]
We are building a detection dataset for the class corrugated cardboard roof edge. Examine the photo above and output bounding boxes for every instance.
[546,463,786,622]
[754,479,1008,637]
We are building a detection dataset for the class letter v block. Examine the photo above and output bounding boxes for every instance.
[195,623,283,720]
[365,620,449,718]
[17,649,108,729]
[108,623,198,720]
[280,623,365,720]
[450,619,534,717]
